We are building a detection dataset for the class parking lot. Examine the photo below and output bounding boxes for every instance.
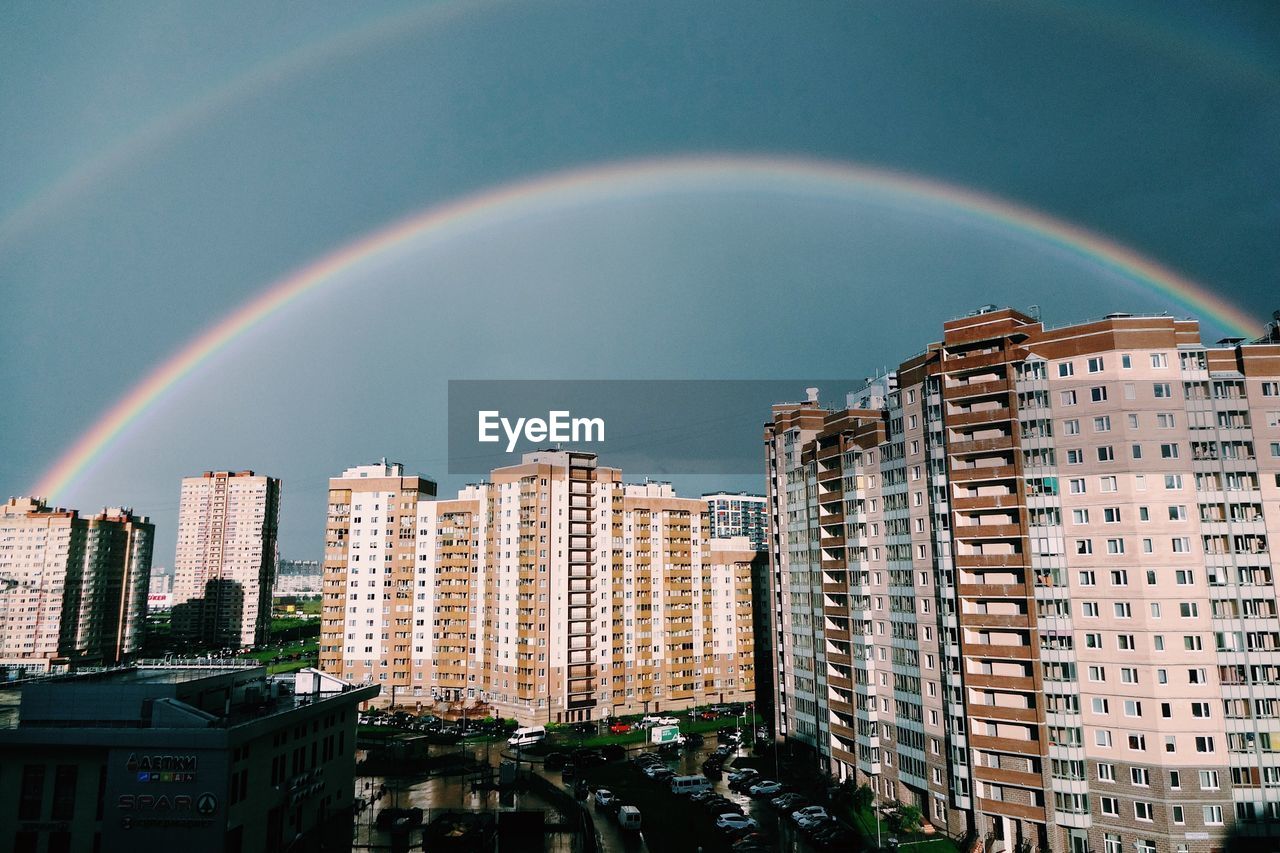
[557,736,849,853]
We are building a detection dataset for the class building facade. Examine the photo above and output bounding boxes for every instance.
[0,663,376,853]
[321,452,756,724]
[172,471,281,649]
[704,492,768,551]
[274,560,322,598]
[766,309,1280,853]
[0,497,153,675]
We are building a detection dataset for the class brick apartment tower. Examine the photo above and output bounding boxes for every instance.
[171,470,280,649]
[321,452,757,724]
[0,497,153,673]
[766,308,1280,853]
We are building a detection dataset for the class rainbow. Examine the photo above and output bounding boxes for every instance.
[31,154,1262,500]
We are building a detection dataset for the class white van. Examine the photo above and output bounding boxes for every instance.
[507,725,546,747]
[618,805,642,831]
[669,775,713,796]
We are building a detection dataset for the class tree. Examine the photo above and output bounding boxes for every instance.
[895,803,922,835]
[852,784,874,813]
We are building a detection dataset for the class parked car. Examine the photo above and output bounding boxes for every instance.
[700,797,742,816]
[715,814,758,833]
[727,768,760,791]
[593,789,617,809]
[748,780,783,797]
[683,733,705,748]
[770,793,807,811]
[609,722,632,734]
[543,751,568,771]
[791,805,829,825]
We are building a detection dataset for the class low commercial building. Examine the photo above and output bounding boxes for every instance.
[0,662,376,853]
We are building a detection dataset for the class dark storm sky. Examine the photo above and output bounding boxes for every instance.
[1,0,1277,561]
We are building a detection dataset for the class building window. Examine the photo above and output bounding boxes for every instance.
[19,765,44,820]
[51,765,77,821]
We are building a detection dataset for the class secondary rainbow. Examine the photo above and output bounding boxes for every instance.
[31,154,1263,500]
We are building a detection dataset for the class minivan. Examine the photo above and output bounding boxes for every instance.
[669,775,713,796]
[618,805,642,831]
[507,725,546,747]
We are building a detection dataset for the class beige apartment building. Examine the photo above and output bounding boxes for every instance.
[320,452,756,724]
[766,308,1280,853]
[0,497,153,674]
[172,471,281,649]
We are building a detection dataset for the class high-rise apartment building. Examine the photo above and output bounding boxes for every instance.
[0,497,153,674]
[766,308,1280,853]
[704,492,768,551]
[321,452,756,723]
[172,471,280,649]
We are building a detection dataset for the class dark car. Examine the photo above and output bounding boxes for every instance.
[683,733,705,748]
[601,744,626,762]
[561,763,576,781]
[544,751,568,771]
[572,748,605,767]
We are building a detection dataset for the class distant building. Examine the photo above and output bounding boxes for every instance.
[321,453,756,724]
[172,471,280,649]
[703,492,767,550]
[0,497,153,675]
[0,662,376,853]
[273,560,321,598]
[147,571,172,611]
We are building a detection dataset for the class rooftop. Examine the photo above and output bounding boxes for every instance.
[2,664,374,732]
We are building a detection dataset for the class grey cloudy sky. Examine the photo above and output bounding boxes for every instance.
[1,0,1277,562]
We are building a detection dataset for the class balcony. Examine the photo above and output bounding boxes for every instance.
[943,349,1013,372]
[949,464,1018,483]
[966,702,1039,724]
[957,583,1027,598]
[953,523,1023,540]
[968,732,1040,755]
[974,798,1047,824]
[944,378,1012,402]
[955,553,1026,569]
[963,672,1035,692]
[972,763,1045,790]
[946,407,1014,428]
[951,494,1022,512]
[961,612,1030,629]
[962,642,1033,661]
[949,435,1016,456]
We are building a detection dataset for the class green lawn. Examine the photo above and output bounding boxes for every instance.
[239,640,318,673]
[838,803,959,852]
